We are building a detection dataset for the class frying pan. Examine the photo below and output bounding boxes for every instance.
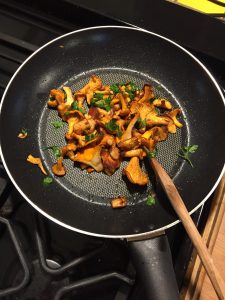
[0,26,225,299]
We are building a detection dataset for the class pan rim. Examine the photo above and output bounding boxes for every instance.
[0,25,224,239]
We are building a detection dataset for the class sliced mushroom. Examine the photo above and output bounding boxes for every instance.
[52,156,66,176]
[117,93,130,117]
[166,108,183,128]
[78,75,102,104]
[117,137,141,151]
[111,196,128,208]
[138,84,154,103]
[123,157,149,185]
[63,86,74,106]
[101,150,121,176]
[27,154,47,175]
[121,148,145,159]
[153,99,172,110]
[74,144,103,172]
[120,113,139,142]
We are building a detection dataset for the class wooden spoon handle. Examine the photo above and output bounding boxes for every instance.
[150,157,225,300]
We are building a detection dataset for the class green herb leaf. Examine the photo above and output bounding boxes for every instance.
[51,121,64,129]
[43,176,53,186]
[110,84,121,94]
[147,149,157,158]
[64,111,70,116]
[105,119,118,131]
[146,195,156,206]
[136,118,147,129]
[49,95,55,101]
[21,128,27,135]
[43,146,61,159]
[71,101,86,114]
[85,133,96,142]
[128,82,139,93]
[93,93,104,100]
[178,144,198,168]
[91,96,112,111]
[105,119,122,137]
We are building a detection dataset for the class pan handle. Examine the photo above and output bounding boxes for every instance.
[128,234,180,300]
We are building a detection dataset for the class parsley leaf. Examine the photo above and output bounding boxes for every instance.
[110,84,121,94]
[178,144,198,168]
[93,93,104,100]
[43,176,53,186]
[136,117,147,129]
[49,95,55,101]
[146,195,156,206]
[51,121,64,129]
[85,133,96,142]
[105,119,122,137]
[91,96,112,111]
[21,128,27,135]
[128,82,139,93]
[43,146,61,159]
[147,149,157,158]
[71,101,86,114]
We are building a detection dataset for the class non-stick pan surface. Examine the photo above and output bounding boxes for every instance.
[0,26,224,238]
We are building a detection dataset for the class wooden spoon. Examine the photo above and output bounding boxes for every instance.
[150,157,225,300]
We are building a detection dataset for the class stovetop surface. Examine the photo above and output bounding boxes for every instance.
[0,0,224,299]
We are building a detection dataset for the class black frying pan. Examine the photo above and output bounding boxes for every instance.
[0,26,225,299]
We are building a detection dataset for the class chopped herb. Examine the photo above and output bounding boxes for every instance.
[49,95,55,101]
[51,121,64,129]
[64,111,70,116]
[105,119,122,137]
[110,84,121,94]
[178,144,198,168]
[105,119,119,131]
[21,128,27,135]
[146,195,156,206]
[71,101,86,114]
[93,93,104,100]
[147,149,157,158]
[91,96,112,111]
[43,146,61,159]
[125,88,135,100]
[43,176,53,186]
[128,82,139,93]
[85,133,96,142]
[136,117,147,129]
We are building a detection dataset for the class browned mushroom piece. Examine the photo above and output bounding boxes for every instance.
[117,137,141,151]
[27,154,47,175]
[73,144,103,172]
[47,89,65,108]
[140,137,157,151]
[120,113,139,142]
[142,126,168,142]
[117,93,130,117]
[52,157,66,176]
[78,75,103,104]
[123,157,149,186]
[101,150,121,175]
[121,148,145,159]
[63,86,74,106]
[138,84,154,103]
[111,196,128,208]
[166,108,183,128]
[153,98,172,110]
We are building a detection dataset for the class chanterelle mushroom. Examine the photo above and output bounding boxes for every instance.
[52,156,66,176]
[123,157,149,185]
[74,144,103,172]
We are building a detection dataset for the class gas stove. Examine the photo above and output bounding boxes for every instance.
[0,0,224,299]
